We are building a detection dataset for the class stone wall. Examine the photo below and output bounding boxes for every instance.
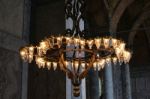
[0,0,28,99]
[131,69,150,99]
[0,32,25,99]
[0,0,24,37]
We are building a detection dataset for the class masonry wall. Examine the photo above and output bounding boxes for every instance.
[0,0,29,99]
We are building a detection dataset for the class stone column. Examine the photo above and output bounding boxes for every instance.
[89,69,100,99]
[21,0,31,99]
[103,12,114,99]
[66,0,86,99]
[104,62,114,99]
[121,64,132,99]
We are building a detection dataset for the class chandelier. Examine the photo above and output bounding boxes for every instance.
[19,0,132,97]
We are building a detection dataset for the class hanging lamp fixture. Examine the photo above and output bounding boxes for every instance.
[19,0,132,97]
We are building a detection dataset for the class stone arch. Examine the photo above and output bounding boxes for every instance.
[110,0,134,32]
[128,2,150,46]
[128,11,150,47]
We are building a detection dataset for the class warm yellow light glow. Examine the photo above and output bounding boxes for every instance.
[20,35,132,78]
[98,59,105,69]
[29,46,34,52]
[20,50,26,56]
[87,40,93,49]
[103,38,110,48]
[53,62,57,70]
[81,63,86,69]
[95,38,101,49]
[119,42,125,51]
[93,62,97,70]
[106,57,111,64]
[123,51,131,63]
[36,57,45,68]
[111,38,117,48]
[112,57,117,64]
[46,62,51,70]
[74,61,79,71]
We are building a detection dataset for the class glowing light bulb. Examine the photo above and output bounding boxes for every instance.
[94,38,101,49]
[103,38,110,48]
[20,50,26,57]
[81,63,86,69]
[66,37,72,46]
[40,41,47,49]
[53,62,57,70]
[112,57,117,65]
[98,59,105,69]
[115,47,122,60]
[119,42,125,51]
[111,38,117,48]
[20,48,28,61]
[36,57,45,68]
[80,39,85,49]
[74,61,79,71]
[57,37,62,47]
[93,62,97,71]
[123,51,131,63]
[65,61,69,67]
[46,62,51,70]
[28,54,33,63]
[106,57,111,64]
[29,46,34,52]
[74,38,79,46]
[87,40,93,49]
[40,40,49,54]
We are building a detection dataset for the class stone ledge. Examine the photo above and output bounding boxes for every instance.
[0,31,27,52]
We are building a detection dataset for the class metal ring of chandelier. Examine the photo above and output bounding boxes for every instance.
[20,35,132,96]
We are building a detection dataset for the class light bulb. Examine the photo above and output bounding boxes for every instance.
[93,62,97,71]
[74,38,79,46]
[40,40,49,53]
[46,62,51,70]
[87,40,93,49]
[123,51,131,63]
[111,38,117,48]
[98,59,105,69]
[57,37,62,47]
[53,62,57,70]
[115,47,122,60]
[74,61,79,71]
[80,39,85,49]
[119,42,125,51]
[106,57,111,64]
[103,38,110,48]
[28,54,33,63]
[112,57,117,65]
[65,61,69,67]
[20,48,28,61]
[37,47,43,56]
[29,46,34,52]
[66,37,72,46]
[36,57,45,68]
[20,49,26,57]
[81,63,86,69]
[94,38,101,49]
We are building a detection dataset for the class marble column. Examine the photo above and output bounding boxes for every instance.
[89,69,100,99]
[104,62,114,99]
[21,0,31,99]
[121,64,132,99]
[66,0,86,98]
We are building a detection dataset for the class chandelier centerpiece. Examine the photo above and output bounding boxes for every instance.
[19,0,132,97]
